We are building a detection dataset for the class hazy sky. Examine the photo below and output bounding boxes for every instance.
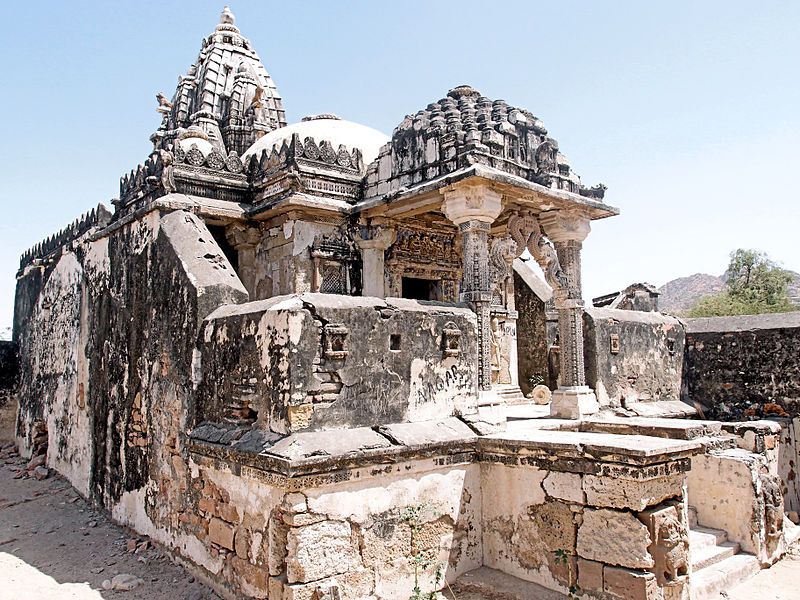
[1,1,798,333]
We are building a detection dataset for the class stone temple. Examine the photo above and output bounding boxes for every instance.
[8,7,800,600]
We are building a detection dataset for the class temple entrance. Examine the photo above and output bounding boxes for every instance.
[401,277,435,301]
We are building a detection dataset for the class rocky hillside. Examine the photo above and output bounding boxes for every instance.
[658,271,800,314]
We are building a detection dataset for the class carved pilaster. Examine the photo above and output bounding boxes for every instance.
[356,225,396,298]
[538,210,597,418]
[442,185,503,395]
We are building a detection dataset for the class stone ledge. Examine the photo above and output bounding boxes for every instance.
[188,418,704,485]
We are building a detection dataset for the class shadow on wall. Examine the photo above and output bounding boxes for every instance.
[0,341,19,440]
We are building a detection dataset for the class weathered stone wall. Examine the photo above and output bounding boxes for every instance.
[197,294,478,433]
[583,307,684,408]
[514,271,550,394]
[682,312,800,420]
[778,418,800,516]
[480,449,693,599]
[687,421,786,566]
[14,208,247,504]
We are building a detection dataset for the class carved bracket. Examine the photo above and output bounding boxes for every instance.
[507,209,568,292]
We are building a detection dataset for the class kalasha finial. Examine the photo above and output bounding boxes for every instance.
[220,6,235,25]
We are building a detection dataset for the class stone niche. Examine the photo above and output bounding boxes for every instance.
[195,294,478,434]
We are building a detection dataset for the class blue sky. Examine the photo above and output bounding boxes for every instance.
[1,1,798,333]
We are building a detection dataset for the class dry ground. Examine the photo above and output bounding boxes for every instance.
[0,440,218,600]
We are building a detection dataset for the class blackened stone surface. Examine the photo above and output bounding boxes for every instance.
[583,308,685,408]
[14,209,246,507]
[197,294,479,433]
[514,271,551,394]
[0,342,18,396]
[683,312,800,420]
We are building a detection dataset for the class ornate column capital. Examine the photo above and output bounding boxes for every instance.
[441,184,503,226]
[355,227,396,251]
[538,211,591,244]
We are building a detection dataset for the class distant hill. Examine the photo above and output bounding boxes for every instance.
[658,271,800,314]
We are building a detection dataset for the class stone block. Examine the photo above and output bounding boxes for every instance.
[198,497,216,515]
[285,520,361,583]
[543,471,584,504]
[282,492,308,513]
[603,566,660,600]
[218,503,240,523]
[234,527,250,560]
[529,501,576,552]
[577,558,604,593]
[578,508,654,569]
[208,517,235,550]
[583,472,684,511]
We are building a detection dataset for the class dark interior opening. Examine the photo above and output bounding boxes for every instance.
[207,224,239,272]
[401,277,434,301]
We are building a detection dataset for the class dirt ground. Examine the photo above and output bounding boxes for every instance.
[0,440,219,600]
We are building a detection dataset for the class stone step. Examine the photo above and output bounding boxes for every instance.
[691,540,739,571]
[493,384,527,404]
[446,566,566,600]
[689,526,728,552]
[689,553,760,600]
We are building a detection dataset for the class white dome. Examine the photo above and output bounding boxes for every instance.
[242,115,389,165]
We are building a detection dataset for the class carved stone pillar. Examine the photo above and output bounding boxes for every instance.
[539,211,598,419]
[226,223,261,299]
[442,185,503,401]
[356,226,396,298]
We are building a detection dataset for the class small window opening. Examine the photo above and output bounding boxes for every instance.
[401,277,434,301]
[390,334,401,351]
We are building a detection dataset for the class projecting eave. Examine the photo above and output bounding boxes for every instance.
[355,164,620,221]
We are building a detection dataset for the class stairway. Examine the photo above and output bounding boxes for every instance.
[492,384,527,405]
[688,507,760,600]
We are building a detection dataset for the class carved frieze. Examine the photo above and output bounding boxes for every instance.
[387,228,460,266]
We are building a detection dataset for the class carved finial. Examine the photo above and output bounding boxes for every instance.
[220,5,235,25]
[447,85,481,100]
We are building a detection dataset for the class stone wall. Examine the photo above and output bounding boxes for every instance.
[196,295,478,433]
[682,312,800,420]
[14,208,247,507]
[687,421,787,566]
[480,433,696,600]
[583,308,684,408]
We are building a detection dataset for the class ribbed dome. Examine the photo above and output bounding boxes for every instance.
[242,115,389,165]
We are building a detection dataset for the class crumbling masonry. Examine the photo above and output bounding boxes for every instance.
[10,8,800,600]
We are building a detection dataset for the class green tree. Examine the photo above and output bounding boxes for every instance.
[687,249,795,317]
